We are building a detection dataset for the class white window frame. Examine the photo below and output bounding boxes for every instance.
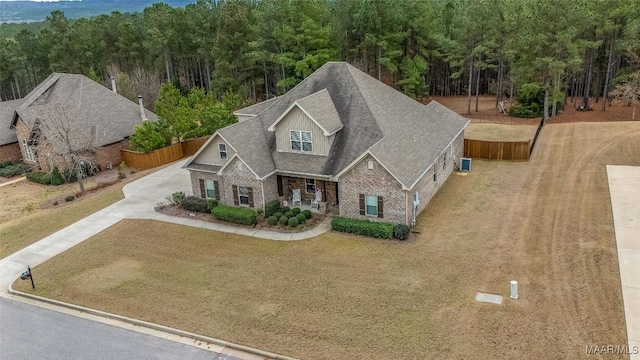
[22,140,35,162]
[290,130,312,152]
[205,179,215,199]
[238,186,250,205]
[365,195,378,216]
[219,143,227,160]
[305,178,316,193]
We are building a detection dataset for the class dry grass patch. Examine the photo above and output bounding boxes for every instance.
[464,123,538,141]
[14,122,640,359]
[0,168,158,258]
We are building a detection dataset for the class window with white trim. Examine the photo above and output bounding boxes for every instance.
[219,143,227,160]
[365,195,378,216]
[290,130,312,152]
[205,180,215,199]
[22,140,35,162]
[305,178,316,193]
[238,186,250,205]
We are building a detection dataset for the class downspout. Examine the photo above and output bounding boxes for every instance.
[261,179,266,214]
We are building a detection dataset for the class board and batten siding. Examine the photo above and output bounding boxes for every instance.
[192,135,235,166]
[275,106,333,156]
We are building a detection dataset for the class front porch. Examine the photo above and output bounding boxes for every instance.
[276,175,338,213]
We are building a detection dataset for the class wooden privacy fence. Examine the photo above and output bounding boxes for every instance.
[120,136,210,170]
[463,138,530,161]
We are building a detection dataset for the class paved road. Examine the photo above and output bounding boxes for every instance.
[0,297,239,360]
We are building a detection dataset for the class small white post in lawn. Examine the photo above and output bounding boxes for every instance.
[510,280,519,300]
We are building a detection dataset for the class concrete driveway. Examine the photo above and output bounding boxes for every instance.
[607,165,640,359]
[0,159,192,292]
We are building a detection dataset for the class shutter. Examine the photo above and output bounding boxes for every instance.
[248,187,254,207]
[213,181,220,201]
[199,179,205,199]
[378,196,384,218]
[277,175,283,196]
[359,194,365,215]
[232,185,239,205]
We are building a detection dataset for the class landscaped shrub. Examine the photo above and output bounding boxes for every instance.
[393,224,410,240]
[331,217,394,239]
[273,212,283,219]
[118,161,127,179]
[282,206,290,213]
[26,171,51,185]
[295,213,306,223]
[288,217,299,227]
[302,210,312,219]
[181,196,209,213]
[284,210,294,218]
[292,207,301,215]
[0,160,12,168]
[172,191,186,206]
[0,162,30,177]
[267,216,278,225]
[65,196,75,202]
[279,215,288,225]
[63,168,77,182]
[207,199,218,211]
[265,200,281,217]
[212,205,257,225]
[50,166,65,186]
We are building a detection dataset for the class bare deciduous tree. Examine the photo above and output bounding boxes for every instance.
[34,103,98,193]
[610,70,640,120]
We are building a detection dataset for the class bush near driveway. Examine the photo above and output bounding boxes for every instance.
[211,205,257,225]
[331,217,394,239]
[181,196,209,213]
[26,171,52,185]
[265,199,281,217]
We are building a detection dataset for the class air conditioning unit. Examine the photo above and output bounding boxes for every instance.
[460,157,472,172]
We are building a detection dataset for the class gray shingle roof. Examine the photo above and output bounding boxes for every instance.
[13,73,157,147]
[233,96,281,116]
[0,99,24,145]
[200,62,468,188]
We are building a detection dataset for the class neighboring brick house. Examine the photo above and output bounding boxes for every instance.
[185,62,468,226]
[8,73,157,171]
[0,99,25,163]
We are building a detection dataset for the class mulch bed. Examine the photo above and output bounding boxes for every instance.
[155,204,325,233]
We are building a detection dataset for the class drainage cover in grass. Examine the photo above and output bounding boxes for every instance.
[475,292,503,305]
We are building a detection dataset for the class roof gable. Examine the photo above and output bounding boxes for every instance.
[267,89,343,136]
[13,73,158,148]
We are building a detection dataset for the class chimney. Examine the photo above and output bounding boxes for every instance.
[110,76,117,94]
[138,95,147,121]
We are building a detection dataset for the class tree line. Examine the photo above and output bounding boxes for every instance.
[1,0,639,120]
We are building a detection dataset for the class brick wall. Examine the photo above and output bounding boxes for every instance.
[15,118,37,166]
[406,132,464,225]
[0,143,22,163]
[339,154,406,224]
[95,140,128,170]
[190,161,279,210]
[190,170,224,199]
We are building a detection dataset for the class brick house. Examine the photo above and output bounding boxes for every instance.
[8,73,157,171]
[185,62,468,226]
[0,99,25,163]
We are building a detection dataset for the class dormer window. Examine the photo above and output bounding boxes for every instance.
[290,130,312,152]
[219,143,227,160]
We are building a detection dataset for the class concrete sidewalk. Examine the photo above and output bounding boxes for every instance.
[607,165,640,360]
